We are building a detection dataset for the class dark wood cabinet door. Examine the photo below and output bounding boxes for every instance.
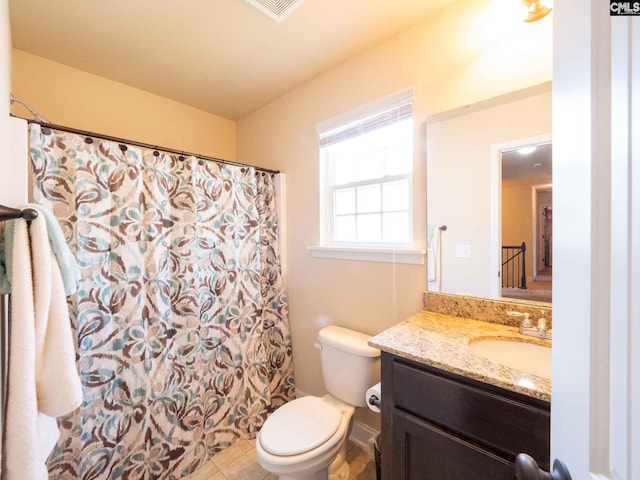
[392,361,550,468]
[390,409,515,480]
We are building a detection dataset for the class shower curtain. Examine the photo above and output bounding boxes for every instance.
[28,124,294,479]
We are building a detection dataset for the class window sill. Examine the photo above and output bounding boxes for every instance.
[307,246,426,265]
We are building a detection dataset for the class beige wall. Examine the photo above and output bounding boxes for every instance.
[11,49,236,160]
[236,0,552,429]
[502,174,552,285]
[427,90,551,299]
[0,0,10,202]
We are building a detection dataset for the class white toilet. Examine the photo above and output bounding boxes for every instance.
[256,325,381,480]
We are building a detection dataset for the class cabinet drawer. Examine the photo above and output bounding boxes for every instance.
[391,409,515,480]
[392,360,550,468]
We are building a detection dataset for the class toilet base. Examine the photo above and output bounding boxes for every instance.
[327,442,350,480]
[276,442,350,480]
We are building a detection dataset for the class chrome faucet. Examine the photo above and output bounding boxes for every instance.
[507,311,552,340]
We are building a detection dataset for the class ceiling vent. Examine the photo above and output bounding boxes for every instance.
[245,0,306,22]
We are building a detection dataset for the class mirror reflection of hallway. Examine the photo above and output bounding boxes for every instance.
[533,190,552,282]
[500,143,552,303]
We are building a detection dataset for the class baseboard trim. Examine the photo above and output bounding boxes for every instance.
[294,388,380,453]
[295,387,308,399]
[350,420,379,453]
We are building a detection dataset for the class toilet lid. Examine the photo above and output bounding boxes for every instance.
[259,396,342,456]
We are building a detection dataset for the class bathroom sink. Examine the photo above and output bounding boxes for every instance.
[468,338,551,379]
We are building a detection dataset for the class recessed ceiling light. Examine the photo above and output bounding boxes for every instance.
[518,146,537,155]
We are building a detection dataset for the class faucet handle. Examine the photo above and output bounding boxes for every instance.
[507,311,532,327]
[537,318,547,333]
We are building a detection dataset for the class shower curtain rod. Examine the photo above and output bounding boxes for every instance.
[14,116,280,175]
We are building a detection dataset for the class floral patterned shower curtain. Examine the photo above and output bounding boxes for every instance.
[29,124,294,480]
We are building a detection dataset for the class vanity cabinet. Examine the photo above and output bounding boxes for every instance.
[381,352,550,480]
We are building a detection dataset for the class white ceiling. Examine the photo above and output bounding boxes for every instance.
[502,143,552,181]
[9,0,456,120]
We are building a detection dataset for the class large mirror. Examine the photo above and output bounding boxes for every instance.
[425,82,552,305]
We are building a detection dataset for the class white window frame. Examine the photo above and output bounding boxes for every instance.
[309,87,426,265]
[326,173,413,247]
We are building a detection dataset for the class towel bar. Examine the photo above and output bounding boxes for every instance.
[0,204,38,223]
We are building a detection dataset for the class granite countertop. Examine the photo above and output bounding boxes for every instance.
[368,310,551,402]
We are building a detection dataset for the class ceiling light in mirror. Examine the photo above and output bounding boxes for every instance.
[518,146,537,155]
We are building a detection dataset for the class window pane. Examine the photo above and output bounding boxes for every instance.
[384,143,412,176]
[357,185,381,214]
[335,188,355,215]
[357,214,381,242]
[382,180,409,212]
[358,149,384,181]
[335,215,356,242]
[332,148,358,185]
[382,212,410,243]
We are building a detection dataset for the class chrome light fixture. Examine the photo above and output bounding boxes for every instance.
[521,0,552,22]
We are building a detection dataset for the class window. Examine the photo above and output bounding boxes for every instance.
[317,89,414,249]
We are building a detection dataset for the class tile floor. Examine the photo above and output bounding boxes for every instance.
[183,438,376,480]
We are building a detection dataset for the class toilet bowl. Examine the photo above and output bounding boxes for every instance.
[255,326,381,480]
[256,395,354,480]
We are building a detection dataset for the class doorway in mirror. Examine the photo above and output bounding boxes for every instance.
[500,142,552,303]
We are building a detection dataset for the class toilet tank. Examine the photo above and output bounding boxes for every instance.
[318,326,381,407]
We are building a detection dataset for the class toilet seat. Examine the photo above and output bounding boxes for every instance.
[256,396,354,477]
[259,396,342,456]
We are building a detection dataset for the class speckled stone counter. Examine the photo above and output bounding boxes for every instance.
[424,291,552,328]
[368,310,551,402]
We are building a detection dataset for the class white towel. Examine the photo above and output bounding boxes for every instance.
[3,220,45,480]
[31,217,83,417]
[427,227,440,282]
[3,216,83,480]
